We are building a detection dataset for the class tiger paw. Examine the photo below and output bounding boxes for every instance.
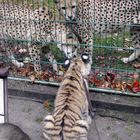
[73,120,89,133]
[44,115,54,129]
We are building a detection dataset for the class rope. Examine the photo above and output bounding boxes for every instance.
[83,79,101,140]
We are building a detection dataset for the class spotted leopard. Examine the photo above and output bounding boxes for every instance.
[54,0,140,64]
[0,3,78,73]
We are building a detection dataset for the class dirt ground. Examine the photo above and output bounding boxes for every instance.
[8,96,140,140]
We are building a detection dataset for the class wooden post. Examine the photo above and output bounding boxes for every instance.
[0,68,9,123]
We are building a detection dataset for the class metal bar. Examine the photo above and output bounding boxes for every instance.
[0,68,9,123]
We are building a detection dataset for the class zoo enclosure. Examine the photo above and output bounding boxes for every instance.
[0,0,140,96]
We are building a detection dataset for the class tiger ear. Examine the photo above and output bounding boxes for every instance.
[64,59,70,69]
[81,53,90,63]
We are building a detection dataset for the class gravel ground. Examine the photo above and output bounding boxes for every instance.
[8,97,140,140]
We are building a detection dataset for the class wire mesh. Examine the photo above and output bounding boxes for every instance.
[0,0,140,96]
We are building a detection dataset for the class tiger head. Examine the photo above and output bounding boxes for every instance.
[64,53,91,77]
[54,0,78,21]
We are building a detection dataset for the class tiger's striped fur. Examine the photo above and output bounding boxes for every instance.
[43,55,91,140]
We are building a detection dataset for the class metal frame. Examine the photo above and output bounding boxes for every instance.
[0,68,9,123]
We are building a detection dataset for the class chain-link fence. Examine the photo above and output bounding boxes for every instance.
[0,0,140,96]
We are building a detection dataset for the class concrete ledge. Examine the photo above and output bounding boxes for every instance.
[90,92,140,113]
[8,80,140,113]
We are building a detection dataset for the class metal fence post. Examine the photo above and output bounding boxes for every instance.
[0,68,9,123]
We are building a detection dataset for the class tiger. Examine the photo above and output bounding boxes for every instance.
[43,53,92,140]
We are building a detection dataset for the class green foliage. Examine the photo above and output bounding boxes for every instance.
[92,32,134,71]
